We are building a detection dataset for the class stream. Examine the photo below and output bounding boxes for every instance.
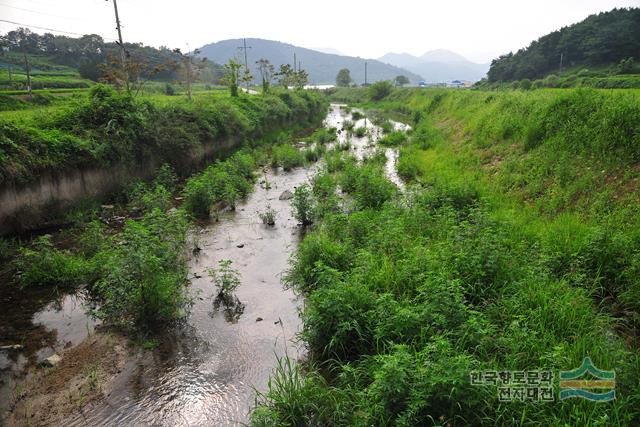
[0,104,408,426]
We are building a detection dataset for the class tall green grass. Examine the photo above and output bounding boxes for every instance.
[251,88,640,425]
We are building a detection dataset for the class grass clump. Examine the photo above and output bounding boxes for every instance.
[258,204,278,226]
[378,130,407,146]
[15,235,94,288]
[182,151,256,218]
[271,144,305,171]
[354,126,367,138]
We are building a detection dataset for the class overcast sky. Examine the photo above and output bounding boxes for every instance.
[1,0,638,63]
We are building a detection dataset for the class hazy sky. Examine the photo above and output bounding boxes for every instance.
[1,0,638,63]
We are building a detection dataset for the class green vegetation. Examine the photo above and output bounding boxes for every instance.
[182,151,256,217]
[487,8,640,82]
[271,144,305,171]
[0,85,325,185]
[354,126,367,138]
[378,130,406,146]
[0,28,224,90]
[368,80,394,101]
[336,68,353,87]
[259,204,278,226]
[208,259,241,298]
[292,184,314,225]
[251,87,640,425]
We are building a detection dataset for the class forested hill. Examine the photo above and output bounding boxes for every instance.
[197,38,423,85]
[0,28,223,84]
[488,8,640,82]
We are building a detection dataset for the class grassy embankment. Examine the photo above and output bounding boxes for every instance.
[251,87,640,426]
[0,86,327,334]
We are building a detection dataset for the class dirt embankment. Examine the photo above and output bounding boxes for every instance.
[3,332,132,426]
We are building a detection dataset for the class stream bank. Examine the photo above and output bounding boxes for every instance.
[1,103,409,426]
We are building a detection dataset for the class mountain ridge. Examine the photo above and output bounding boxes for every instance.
[197,38,422,85]
[378,49,489,82]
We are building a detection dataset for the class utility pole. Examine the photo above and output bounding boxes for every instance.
[107,0,128,90]
[559,52,564,74]
[293,52,297,72]
[185,55,192,101]
[23,52,32,99]
[364,61,367,87]
[237,38,252,89]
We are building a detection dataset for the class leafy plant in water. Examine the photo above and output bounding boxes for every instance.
[208,259,241,298]
[259,204,278,226]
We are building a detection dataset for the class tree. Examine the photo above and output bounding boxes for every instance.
[394,75,409,87]
[222,59,243,97]
[276,64,294,88]
[256,58,275,93]
[336,68,352,87]
[100,51,175,96]
[173,48,204,101]
[292,68,309,89]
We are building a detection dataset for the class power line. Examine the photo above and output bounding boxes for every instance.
[0,18,117,41]
[0,3,84,21]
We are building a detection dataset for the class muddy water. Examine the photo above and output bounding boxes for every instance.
[1,104,408,426]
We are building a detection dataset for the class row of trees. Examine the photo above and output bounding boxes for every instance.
[335,68,409,87]
[487,7,640,82]
[0,28,224,86]
[223,58,309,96]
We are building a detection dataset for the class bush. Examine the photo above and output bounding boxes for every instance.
[272,144,304,171]
[183,152,256,218]
[292,184,314,225]
[15,235,95,288]
[378,130,407,146]
[368,80,394,101]
[91,208,190,331]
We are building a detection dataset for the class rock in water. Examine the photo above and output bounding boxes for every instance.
[279,190,293,200]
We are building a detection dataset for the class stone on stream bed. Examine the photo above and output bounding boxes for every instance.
[41,354,62,368]
[278,190,293,200]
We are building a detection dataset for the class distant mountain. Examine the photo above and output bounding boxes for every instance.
[197,38,422,85]
[420,49,469,63]
[311,47,345,56]
[488,7,640,82]
[378,49,489,83]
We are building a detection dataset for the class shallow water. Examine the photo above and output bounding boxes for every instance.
[1,104,408,426]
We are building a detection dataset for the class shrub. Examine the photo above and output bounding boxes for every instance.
[351,111,364,121]
[368,80,394,101]
[311,127,337,144]
[378,130,407,146]
[15,235,94,288]
[91,208,190,331]
[272,144,304,171]
[182,152,256,218]
[292,184,314,225]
